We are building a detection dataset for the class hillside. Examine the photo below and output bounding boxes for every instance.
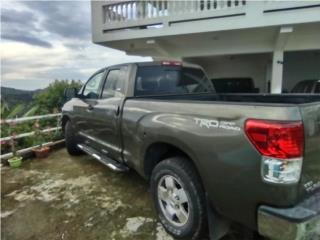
[0,87,42,118]
[0,87,40,107]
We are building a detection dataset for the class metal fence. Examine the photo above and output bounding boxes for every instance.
[0,113,63,160]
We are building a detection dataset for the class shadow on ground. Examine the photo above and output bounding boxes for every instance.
[2,148,242,240]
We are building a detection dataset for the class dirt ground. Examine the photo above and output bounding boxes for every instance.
[2,149,172,240]
[2,148,318,240]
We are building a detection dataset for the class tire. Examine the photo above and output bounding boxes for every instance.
[65,120,82,155]
[150,157,207,240]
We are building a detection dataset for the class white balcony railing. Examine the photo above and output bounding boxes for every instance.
[103,0,246,30]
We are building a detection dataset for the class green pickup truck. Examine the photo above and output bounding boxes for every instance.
[62,61,320,240]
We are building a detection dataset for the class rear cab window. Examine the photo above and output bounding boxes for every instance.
[135,65,214,96]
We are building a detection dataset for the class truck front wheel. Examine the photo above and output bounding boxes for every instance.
[65,121,82,155]
[150,157,207,239]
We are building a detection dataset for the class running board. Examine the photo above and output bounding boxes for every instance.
[77,144,129,172]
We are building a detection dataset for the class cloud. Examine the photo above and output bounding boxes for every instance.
[1,7,52,48]
[21,1,91,40]
[1,1,152,90]
[1,41,150,90]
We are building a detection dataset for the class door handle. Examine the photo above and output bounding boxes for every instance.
[115,106,120,116]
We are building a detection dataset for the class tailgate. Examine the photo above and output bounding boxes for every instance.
[299,102,320,198]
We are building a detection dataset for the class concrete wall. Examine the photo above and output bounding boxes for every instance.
[187,54,271,93]
[186,50,320,93]
[283,50,320,92]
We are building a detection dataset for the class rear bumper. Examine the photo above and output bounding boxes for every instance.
[258,190,320,240]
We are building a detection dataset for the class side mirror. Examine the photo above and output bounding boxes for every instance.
[64,88,78,100]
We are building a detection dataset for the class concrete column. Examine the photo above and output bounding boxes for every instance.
[271,50,284,93]
[270,26,293,93]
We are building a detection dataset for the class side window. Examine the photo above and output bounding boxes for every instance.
[83,71,104,99]
[102,67,128,98]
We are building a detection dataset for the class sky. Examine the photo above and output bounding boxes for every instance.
[1,0,151,90]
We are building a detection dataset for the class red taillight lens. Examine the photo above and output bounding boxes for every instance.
[245,119,304,159]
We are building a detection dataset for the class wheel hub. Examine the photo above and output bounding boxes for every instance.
[157,175,190,227]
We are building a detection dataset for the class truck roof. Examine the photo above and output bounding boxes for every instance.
[99,61,202,71]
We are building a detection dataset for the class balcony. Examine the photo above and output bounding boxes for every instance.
[91,0,320,57]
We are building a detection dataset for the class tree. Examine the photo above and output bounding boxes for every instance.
[34,79,82,114]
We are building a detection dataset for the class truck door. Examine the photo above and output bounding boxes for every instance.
[73,70,106,141]
[90,66,129,162]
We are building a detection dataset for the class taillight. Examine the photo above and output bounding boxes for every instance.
[245,119,304,159]
[245,119,304,184]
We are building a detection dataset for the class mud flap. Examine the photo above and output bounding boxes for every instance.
[207,194,230,240]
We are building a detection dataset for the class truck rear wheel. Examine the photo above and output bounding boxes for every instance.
[150,157,207,240]
[65,121,82,155]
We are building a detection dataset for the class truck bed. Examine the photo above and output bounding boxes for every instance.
[134,93,320,104]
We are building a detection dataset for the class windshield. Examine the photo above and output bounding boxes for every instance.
[135,65,214,96]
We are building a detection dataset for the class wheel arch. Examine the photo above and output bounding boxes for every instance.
[143,141,203,183]
[61,114,70,133]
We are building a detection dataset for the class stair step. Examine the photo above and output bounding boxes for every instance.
[77,144,129,172]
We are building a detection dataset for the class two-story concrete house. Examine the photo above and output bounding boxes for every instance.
[91,0,320,93]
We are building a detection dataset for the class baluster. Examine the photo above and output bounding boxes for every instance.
[108,6,112,22]
[186,0,190,13]
[150,1,153,17]
[153,1,156,17]
[162,0,166,16]
[138,1,142,19]
[146,1,150,18]
[166,0,171,16]
[112,5,116,21]
[109,6,112,22]
[170,0,175,14]
[131,2,134,20]
[159,0,163,17]
[219,0,225,9]
[105,6,109,22]
[125,3,128,20]
[116,4,119,21]
[156,0,159,17]
[154,0,159,17]
[123,4,126,20]
[142,1,146,19]
[127,2,130,20]
[121,4,124,21]
[114,4,117,21]
[177,1,181,14]
[191,0,196,12]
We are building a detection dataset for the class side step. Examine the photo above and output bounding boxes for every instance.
[77,144,129,172]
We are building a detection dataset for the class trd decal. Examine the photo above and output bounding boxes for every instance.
[194,118,241,131]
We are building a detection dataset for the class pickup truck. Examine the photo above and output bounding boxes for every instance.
[211,77,259,93]
[62,61,320,240]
